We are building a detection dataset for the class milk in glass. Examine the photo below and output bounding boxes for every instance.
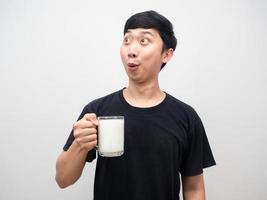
[97,116,124,157]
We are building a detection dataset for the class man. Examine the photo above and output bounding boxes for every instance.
[56,10,216,200]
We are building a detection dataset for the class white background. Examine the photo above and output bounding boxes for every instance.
[0,0,266,199]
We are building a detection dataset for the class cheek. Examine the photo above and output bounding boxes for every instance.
[142,50,163,71]
[143,50,161,64]
[120,47,127,61]
[145,44,162,58]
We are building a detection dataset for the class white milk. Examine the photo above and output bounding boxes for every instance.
[97,116,124,157]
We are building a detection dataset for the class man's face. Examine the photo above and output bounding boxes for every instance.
[120,28,168,84]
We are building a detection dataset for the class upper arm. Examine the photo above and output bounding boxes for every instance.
[182,173,205,199]
[182,173,205,191]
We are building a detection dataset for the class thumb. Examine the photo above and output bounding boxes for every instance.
[84,113,99,126]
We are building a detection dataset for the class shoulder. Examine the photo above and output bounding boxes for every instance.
[165,93,199,120]
[83,89,122,113]
[165,93,205,137]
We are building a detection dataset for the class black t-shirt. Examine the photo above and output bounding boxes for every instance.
[63,89,216,200]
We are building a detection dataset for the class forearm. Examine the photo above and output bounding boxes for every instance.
[55,141,88,188]
[183,188,205,200]
[182,174,206,200]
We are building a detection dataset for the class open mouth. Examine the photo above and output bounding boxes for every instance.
[127,63,139,70]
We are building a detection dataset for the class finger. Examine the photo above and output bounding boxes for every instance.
[83,113,98,126]
[77,134,97,144]
[86,134,97,142]
[73,128,97,140]
[82,140,98,151]
[73,119,95,129]
[76,127,97,137]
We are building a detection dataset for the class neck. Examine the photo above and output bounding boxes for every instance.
[123,79,166,107]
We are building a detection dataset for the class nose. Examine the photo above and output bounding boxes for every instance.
[128,42,139,58]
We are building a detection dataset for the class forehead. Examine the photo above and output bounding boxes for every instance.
[124,28,160,37]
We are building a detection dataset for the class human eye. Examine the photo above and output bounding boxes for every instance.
[140,38,149,45]
[123,37,130,44]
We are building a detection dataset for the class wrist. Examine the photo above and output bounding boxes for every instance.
[72,140,88,154]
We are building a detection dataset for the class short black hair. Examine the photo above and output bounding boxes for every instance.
[123,10,177,69]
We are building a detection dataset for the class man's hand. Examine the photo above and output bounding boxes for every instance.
[55,113,99,188]
[72,113,98,152]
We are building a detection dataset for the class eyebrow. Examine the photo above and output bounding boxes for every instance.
[125,30,155,37]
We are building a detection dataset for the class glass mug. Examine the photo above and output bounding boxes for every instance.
[96,116,124,157]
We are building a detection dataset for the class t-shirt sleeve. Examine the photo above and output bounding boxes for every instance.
[180,113,216,176]
[62,104,96,162]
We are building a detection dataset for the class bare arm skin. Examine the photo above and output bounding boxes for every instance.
[55,113,98,188]
[182,173,206,200]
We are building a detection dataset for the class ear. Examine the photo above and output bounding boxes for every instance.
[162,48,174,64]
